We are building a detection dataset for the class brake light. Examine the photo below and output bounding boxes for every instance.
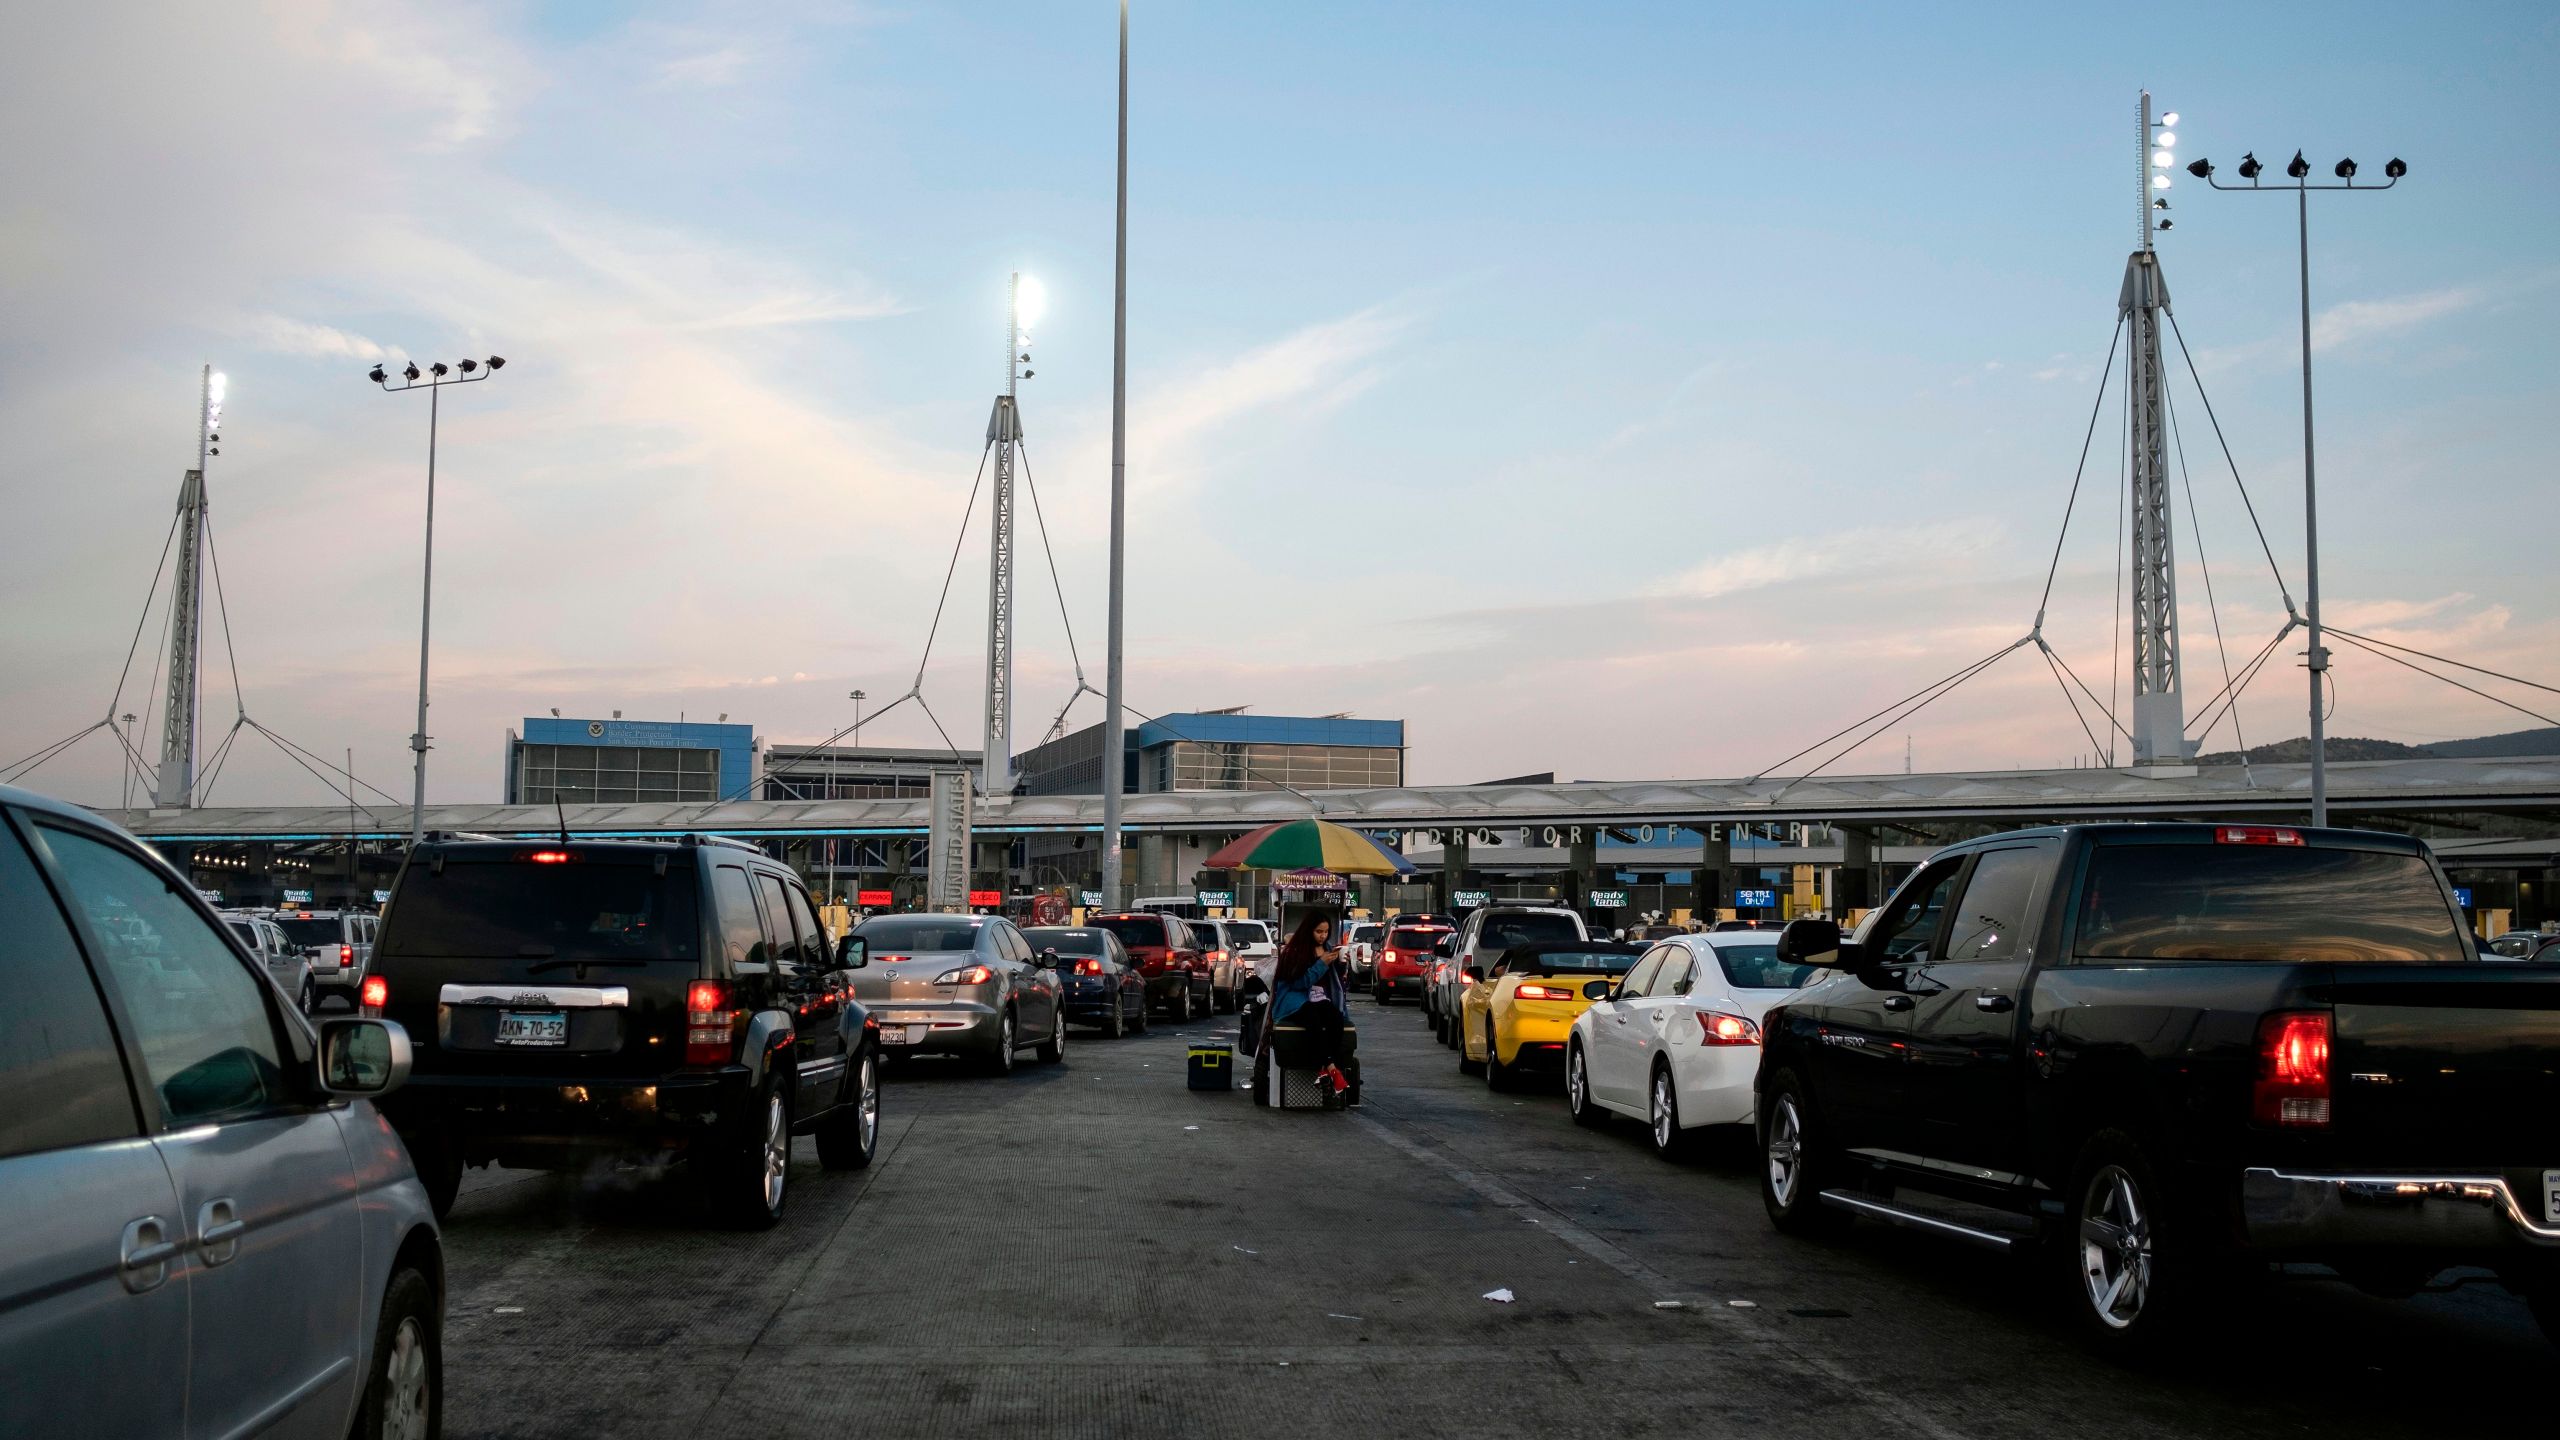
[360,975,389,1011]
[1209,949,1227,964]
[2253,1011,2332,1128]
[686,981,741,1065]
[525,849,573,863]
[339,944,354,966]
[2217,826,2305,847]
[934,965,994,985]
[1076,958,1104,976]
[1513,983,1574,1001]
[1697,1011,1760,1046]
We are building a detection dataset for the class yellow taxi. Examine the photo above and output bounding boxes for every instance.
[1456,940,1645,1090]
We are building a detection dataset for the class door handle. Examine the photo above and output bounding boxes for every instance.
[197,1198,244,1266]
[119,1216,179,1293]
[1975,994,2015,1013]
[1883,994,1915,1013]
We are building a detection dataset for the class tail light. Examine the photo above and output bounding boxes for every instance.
[2217,826,2305,846]
[2253,1010,2331,1128]
[339,944,354,967]
[1209,949,1227,965]
[934,965,994,985]
[1696,1011,1760,1046]
[524,849,573,863]
[1513,982,1574,1001]
[686,980,741,1065]
[359,975,389,1012]
[1076,958,1104,976]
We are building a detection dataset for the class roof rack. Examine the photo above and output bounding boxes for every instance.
[680,833,767,853]
[421,830,510,844]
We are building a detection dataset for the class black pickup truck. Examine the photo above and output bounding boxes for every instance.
[1757,822,2560,1354]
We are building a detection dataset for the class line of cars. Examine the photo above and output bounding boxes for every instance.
[220,905,376,1012]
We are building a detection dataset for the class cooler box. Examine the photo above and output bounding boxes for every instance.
[1187,1041,1234,1091]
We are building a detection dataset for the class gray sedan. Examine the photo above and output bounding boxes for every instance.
[849,913,1066,1075]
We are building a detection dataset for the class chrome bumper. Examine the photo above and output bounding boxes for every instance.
[2241,1168,2560,1251]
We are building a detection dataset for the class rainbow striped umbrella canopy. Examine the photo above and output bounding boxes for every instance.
[1203,818,1416,876]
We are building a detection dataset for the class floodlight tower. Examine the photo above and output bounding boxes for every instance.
[2124,92,2191,768]
[155,365,224,807]
[982,273,1042,797]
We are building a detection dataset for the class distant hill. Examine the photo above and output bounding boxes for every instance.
[2194,726,2560,766]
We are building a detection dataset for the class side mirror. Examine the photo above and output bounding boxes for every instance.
[840,937,868,970]
[319,1018,411,1097]
[1582,979,1612,1001]
[1463,965,1486,983]
[1776,917,1856,968]
[1434,935,1457,958]
[1035,948,1060,969]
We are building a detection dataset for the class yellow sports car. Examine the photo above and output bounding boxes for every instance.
[1457,940,1645,1090]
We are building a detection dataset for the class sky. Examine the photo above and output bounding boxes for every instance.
[4,1,2556,812]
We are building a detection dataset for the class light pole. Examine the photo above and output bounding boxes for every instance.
[120,713,137,809]
[368,355,507,846]
[1101,0,1130,909]
[2186,150,2404,826]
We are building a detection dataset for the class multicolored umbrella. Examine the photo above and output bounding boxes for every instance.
[1203,818,1416,876]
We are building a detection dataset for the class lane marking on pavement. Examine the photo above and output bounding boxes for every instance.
[1348,1109,1971,1440]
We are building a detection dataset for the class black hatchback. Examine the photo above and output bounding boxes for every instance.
[368,834,882,1228]
[1024,926,1148,1038]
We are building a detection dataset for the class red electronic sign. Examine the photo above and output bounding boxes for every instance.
[967,890,1004,908]
[855,890,894,907]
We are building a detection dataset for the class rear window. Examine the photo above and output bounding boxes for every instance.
[2074,844,2466,963]
[1712,942,1816,991]
[1507,948,1636,976]
[225,920,257,947]
[1025,928,1106,955]
[381,862,698,961]
[1479,912,1581,950]
[1386,926,1448,949]
[1093,915,1169,948]
[1230,922,1271,945]
[856,915,984,952]
[272,917,344,949]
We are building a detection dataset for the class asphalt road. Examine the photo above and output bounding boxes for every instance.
[437,1001,2548,1439]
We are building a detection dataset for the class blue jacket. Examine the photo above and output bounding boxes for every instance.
[1271,959,1344,1023]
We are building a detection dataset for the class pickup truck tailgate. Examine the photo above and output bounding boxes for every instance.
[2327,965,2560,1165]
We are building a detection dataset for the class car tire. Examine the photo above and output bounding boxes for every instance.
[815,1051,879,1171]
[1130,995,1149,1034]
[2059,1128,2206,1358]
[1646,1062,1693,1160]
[1457,1020,1484,1077]
[1103,1001,1126,1039]
[405,1129,463,1221]
[1483,1022,1515,1091]
[1035,1007,1066,1064]
[1566,1044,1609,1129]
[710,1072,791,1230]
[353,1263,439,1440]
[297,978,315,1013]
[1373,983,1390,1006]
[1759,1068,1847,1237]
[985,1012,1018,1076]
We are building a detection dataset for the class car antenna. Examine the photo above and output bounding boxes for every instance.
[554,796,572,846]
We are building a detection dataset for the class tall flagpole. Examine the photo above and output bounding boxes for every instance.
[1100,0,1130,907]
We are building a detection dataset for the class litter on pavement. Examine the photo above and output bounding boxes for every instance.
[1482,1288,1515,1303]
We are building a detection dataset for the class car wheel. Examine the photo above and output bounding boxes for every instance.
[1567,1045,1609,1129]
[1130,994,1149,1034]
[1103,1001,1126,1039]
[2061,1129,2203,1356]
[816,1051,880,1171]
[1483,1022,1514,1091]
[711,1075,790,1230]
[297,978,315,1013]
[1035,1007,1066,1064]
[1760,1069,1847,1236]
[404,1129,462,1220]
[985,1012,1017,1075]
[1646,1063,1693,1160]
[354,1264,438,1440]
[1374,983,1390,1006]
[1457,1019,1484,1077]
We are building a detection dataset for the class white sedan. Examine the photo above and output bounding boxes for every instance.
[1565,931,1816,1159]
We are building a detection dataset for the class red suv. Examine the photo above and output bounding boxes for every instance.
[1372,922,1451,1004]
[1090,912,1211,1021]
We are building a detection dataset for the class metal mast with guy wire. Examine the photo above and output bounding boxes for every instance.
[155,365,223,806]
[2124,91,2190,768]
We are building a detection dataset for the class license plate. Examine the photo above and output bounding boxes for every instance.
[494,1010,567,1047]
[2545,1169,2560,1226]
[880,1025,913,1045]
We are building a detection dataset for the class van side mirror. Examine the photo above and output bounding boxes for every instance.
[1463,964,1486,983]
[319,1018,411,1097]
[1433,935,1457,958]
[1582,979,1612,1001]
[840,937,868,970]
[1776,917,1855,968]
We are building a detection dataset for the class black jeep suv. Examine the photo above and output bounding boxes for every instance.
[368,833,881,1228]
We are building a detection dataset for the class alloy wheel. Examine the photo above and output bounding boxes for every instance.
[380,1315,430,1440]
[759,1092,788,1215]
[856,1056,879,1153]
[2077,1164,2154,1330]
[1766,1094,1805,1207]
[1567,1050,1588,1111]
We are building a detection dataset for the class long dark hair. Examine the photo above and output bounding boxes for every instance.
[1275,912,1332,984]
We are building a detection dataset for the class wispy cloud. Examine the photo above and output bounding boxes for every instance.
[1136,306,1405,476]
[248,315,404,362]
[2312,287,2479,353]
[1650,521,1992,601]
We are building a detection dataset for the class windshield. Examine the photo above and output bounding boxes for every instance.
[1507,948,1635,976]
[1025,928,1107,956]
[1092,916,1170,948]
[2074,845,2467,963]
[1713,942,1816,990]
[272,917,345,949]
[1230,921,1271,946]
[855,915,985,953]
[1479,912,1581,950]
[380,863,698,961]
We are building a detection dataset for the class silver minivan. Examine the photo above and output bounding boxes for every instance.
[224,909,319,1010]
[0,783,442,1439]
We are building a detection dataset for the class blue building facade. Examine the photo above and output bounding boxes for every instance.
[1018,712,1406,796]
[505,717,757,805]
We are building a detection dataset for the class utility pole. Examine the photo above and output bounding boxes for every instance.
[1100,0,1131,908]
[2124,92,2189,770]
[155,365,222,807]
[982,276,1027,797]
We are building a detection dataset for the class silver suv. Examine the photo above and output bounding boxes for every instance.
[1429,904,1589,1047]
[262,908,378,1007]
[223,910,318,1010]
[0,783,441,1439]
